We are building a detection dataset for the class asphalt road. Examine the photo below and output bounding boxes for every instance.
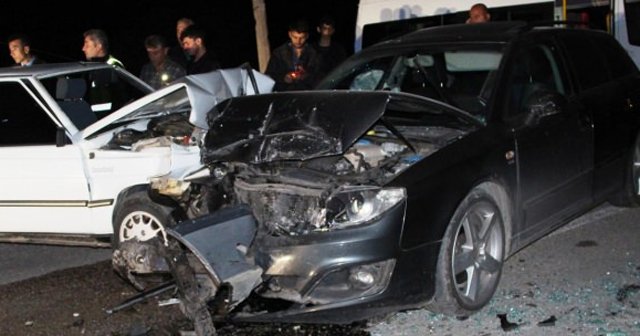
[0,243,111,286]
[0,203,639,335]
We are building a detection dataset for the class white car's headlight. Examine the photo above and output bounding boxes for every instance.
[325,186,406,229]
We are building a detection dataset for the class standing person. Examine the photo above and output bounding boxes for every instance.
[7,34,45,66]
[314,16,347,78]
[265,19,319,91]
[170,17,194,67]
[466,3,491,23]
[140,34,186,89]
[180,25,220,75]
[82,29,124,68]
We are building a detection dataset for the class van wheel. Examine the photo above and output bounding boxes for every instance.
[428,185,505,317]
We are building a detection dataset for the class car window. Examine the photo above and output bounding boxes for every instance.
[558,32,609,90]
[592,33,638,78]
[41,68,149,122]
[0,82,57,146]
[321,55,397,91]
[505,44,566,117]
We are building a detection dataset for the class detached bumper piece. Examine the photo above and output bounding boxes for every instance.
[111,205,263,335]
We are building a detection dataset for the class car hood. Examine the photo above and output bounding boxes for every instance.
[81,67,275,139]
[203,90,479,164]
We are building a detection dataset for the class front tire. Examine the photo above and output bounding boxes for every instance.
[428,185,506,317]
[113,190,176,248]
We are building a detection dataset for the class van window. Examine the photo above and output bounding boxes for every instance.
[625,0,640,46]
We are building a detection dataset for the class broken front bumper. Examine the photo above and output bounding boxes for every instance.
[117,200,426,324]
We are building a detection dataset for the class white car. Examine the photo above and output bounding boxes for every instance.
[0,62,273,247]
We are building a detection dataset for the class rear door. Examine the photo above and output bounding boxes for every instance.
[557,31,640,200]
[503,36,593,242]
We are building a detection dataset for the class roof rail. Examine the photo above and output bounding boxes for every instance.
[526,20,593,30]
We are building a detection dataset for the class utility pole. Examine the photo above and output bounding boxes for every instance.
[252,0,270,72]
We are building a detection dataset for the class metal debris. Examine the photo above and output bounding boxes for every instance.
[497,313,519,332]
[616,284,640,303]
[537,315,556,327]
[575,240,598,247]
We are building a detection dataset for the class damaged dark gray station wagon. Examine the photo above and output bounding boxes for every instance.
[114,22,640,331]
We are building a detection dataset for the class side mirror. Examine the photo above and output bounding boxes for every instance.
[522,87,567,126]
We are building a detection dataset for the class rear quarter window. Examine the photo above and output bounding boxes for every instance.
[558,32,609,90]
[592,34,639,78]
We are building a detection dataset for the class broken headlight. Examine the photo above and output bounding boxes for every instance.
[325,187,406,229]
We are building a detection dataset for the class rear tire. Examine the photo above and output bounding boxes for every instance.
[609,134,640,207]
[428,184,505,317]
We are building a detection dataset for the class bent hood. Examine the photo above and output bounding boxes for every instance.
[81,67,275,139]
[202,91,479,165]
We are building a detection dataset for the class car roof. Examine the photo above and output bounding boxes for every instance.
[0,62,114,79]
[361,20,617,53]
[366,21,528,50]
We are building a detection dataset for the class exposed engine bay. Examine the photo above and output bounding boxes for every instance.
[103,114,199,150]
[113,123,464,298]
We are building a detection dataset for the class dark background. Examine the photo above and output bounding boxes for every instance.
[0,1,359,76]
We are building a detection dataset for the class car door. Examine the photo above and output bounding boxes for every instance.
[0,80,93,234]
[558,32,640,199]
[504,38,593,243]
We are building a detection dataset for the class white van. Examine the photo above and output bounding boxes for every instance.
[356,0,640,68]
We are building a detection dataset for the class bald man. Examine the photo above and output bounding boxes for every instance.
[467,3,491,24]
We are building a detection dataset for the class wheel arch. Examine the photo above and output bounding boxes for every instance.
[471,178,514,257]
[112,184,186,225]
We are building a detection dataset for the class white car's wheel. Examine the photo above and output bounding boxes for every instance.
[113,190,176,247]
[119,211,168,243]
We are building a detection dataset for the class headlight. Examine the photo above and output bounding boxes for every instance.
[150,176,191,197]
[325,186,406,229]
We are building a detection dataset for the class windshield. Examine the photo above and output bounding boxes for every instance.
[117,87,190,123]
[317,47,503,118]
[41,67,151,127]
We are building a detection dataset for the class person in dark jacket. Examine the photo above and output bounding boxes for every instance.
[180,25,220,75]
[82,29,124,68]
[265,19,319,91]
[7,34,46,66]
[314,16,347,79]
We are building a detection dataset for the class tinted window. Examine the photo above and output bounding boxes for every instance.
[593,33,638,78]
[626,0,640,46]
[505,44,566,116]
[0,82,57,146]
[559,32,609,90]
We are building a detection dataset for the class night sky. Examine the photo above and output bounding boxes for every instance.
[0,1,359,76]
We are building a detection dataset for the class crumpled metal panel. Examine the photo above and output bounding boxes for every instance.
[167,204,263,305]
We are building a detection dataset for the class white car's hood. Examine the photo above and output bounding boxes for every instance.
[80,67,275,139]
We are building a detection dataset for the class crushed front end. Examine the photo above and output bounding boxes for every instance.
[115,91,474,329]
